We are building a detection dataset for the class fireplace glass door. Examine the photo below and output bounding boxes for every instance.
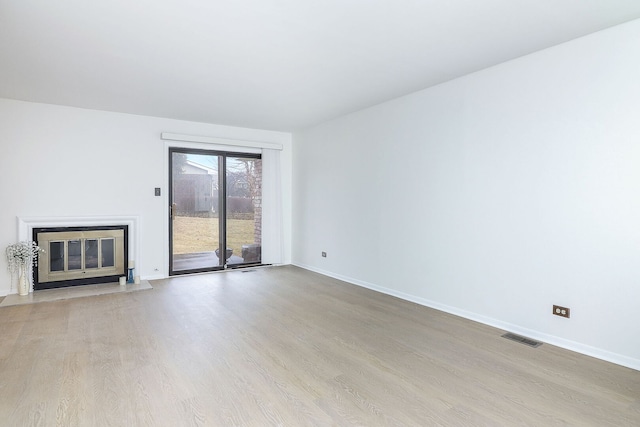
[33,227,126,289]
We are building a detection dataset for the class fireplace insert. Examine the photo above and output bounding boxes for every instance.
[32,225,128,290]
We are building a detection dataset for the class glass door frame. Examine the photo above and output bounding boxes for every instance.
[168,147,262,276]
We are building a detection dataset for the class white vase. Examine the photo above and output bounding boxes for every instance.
[18,266,29,296]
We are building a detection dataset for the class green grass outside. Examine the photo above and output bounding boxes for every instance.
[173,216,256,257]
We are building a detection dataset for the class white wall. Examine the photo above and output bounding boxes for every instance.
[293,19,640,370]
[0,99,292,294]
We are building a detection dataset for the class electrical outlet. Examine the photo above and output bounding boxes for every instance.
[553,305,570,318]
[321,251,327,258]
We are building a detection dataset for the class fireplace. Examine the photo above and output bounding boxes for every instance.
[33,225,128,290]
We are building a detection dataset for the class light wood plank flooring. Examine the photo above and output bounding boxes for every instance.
[0,265,638,426]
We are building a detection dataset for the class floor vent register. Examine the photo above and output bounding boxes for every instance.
[501,332,542,348]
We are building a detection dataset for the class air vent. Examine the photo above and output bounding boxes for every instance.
[501,332,542,348]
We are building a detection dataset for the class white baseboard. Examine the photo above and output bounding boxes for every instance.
[141,274,166,281]
[293,263,640,372]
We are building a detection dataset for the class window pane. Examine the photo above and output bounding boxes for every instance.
[85,239,99,269]
[171,151,222,271]
[68,240,82,270]
[226,157,262,265]
[49,241,64,272]
[101,238,115,267]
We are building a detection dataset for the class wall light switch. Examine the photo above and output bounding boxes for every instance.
[155,188,161,196]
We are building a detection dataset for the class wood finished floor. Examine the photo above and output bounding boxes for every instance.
[0,266,638,426]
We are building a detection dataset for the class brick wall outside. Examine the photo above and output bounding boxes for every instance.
[253,159,262,245]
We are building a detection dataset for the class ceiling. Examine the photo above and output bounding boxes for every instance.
[2,1,640,132]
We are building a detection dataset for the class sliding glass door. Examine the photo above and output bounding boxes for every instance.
[169,148,262,275]
[225,156,262,266]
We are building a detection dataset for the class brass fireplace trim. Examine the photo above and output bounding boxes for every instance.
[37,229,126,283]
